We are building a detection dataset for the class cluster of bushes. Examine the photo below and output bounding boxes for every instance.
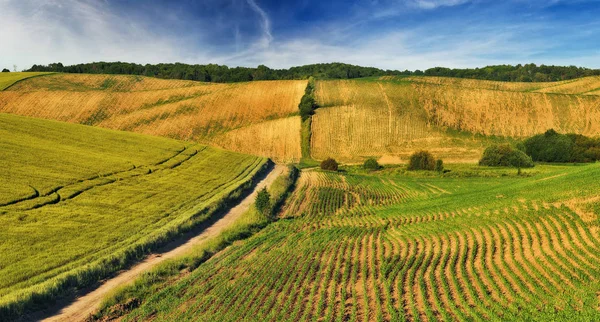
[1,68,9,73]
[363,158,381,171]
[299,77,318,120]
[479,144,534,169]
[524,129,600,163]
[408,151,444,173]
[320,158,339,171]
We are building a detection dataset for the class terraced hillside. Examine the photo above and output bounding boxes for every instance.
[0,74,305,162]
[105,164,600,321]
[0,113,267,318]
[313,77,600,162]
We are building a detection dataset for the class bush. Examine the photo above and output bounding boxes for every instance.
[298,77,318,121]
[524,129,600,163]
[255,187,271,216]
[363,158,381,171]
[524,129,572,162]
[479,144,534,168]
[1,68,10,73]
[435,159,444,173]
[408,151,436,171]
[320,158,339,171]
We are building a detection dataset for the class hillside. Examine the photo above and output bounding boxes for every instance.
[102,164,600,321]
[312,77,600,162]
[0,113,267,318]
[0,72,53,90]
[0,73,305,162]
[2,73,600,164]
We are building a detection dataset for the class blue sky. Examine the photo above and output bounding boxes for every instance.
[1,0,600,71]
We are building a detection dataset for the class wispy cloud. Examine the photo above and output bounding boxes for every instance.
[410,0,471,10]
[0,0,185,69]
[245,0,273,48]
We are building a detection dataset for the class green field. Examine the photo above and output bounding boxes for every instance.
[0,113,267,317]
[102,163,600,321]
[0,72,52,90]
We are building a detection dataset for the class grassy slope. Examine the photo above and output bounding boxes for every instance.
[0,72,52,90]
[312,77,600,162]
[0,73,306,162]
[0,113,267,317]
[113,163,600,321]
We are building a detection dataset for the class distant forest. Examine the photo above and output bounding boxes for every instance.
[27,62,600,83]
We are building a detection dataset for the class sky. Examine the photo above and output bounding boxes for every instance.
[1,0,600,71]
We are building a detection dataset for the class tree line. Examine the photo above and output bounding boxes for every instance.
[26,62,600,83]
[26,62,405,83]
[424,64,600,82]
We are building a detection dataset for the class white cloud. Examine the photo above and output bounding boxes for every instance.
[0,0,186,70]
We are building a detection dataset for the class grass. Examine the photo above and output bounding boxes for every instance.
[0,113,268,319]
[93,166,299,320]
[0,72,53,90]
[101,163,600,321]
[0,73,306,162]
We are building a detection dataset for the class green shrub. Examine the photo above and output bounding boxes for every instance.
[523,129,600,163]
[479,144,534,168]
[299,77,318,121]
[524,129,572,162]
[408,150,435,171]
[1,69,10,73]
[320,158,339,171]
[363,158,381,171]
[255,187,271,216]
[435,159,444,173]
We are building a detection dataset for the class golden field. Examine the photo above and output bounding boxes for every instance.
[313,78,600,162]
[0,74,305,162]
[209,116,302,163]
[389,75,600,94]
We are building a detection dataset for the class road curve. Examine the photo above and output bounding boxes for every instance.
[40,164,285,322]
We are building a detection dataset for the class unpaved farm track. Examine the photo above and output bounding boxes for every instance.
[35,164,285,322]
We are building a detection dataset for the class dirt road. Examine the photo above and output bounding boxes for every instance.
[39,164,285,322]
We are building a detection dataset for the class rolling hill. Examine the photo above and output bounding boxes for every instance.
[0,113,268,318]
[0,72,53,90]
[1,73,600,164]
[0,73,305,162]
[312,76,600,162]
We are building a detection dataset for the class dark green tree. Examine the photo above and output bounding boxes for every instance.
[255,187,271,216]
[320,158,339,171]
[363,158,381,171]
[479,144,534,168]
[435,159,444,173]
[408,151,436,171]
